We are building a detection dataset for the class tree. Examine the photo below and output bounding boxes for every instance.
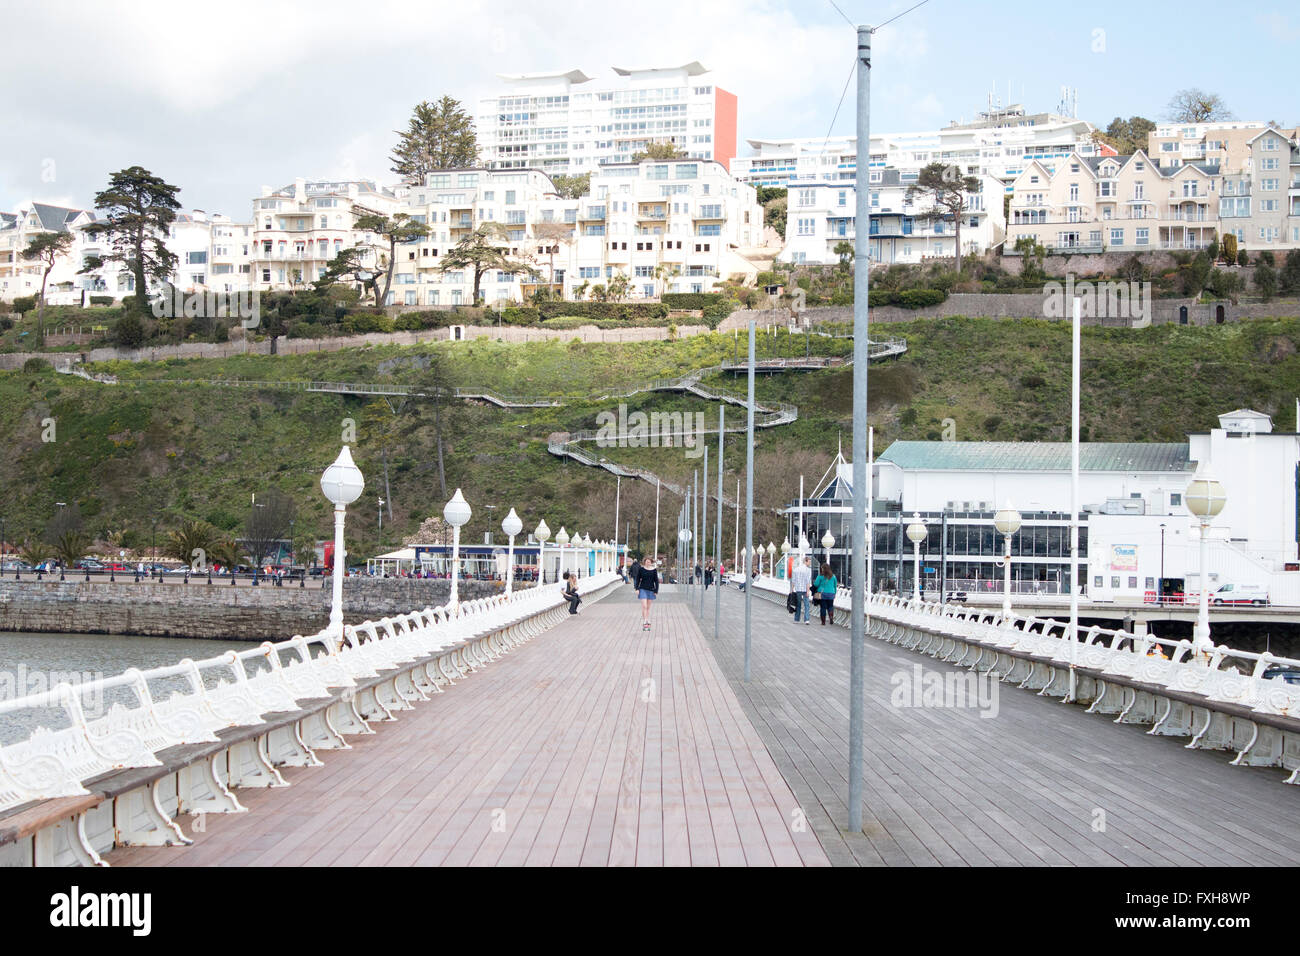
[164,519,218,568]
[1167,89,1232,123]
[589,283,608,302]
[317,246,382,303]
[1222,232,1238,266]
[549,174,591,199]
[607,272,630,303]
[833,240,854,271]
[653,263,678,298]
[1280,250,1300,294]
[906,162,981,274]
[439,224,539,305]
[390,97,478,184]
[208,534,246,573]
[574,280,590,302]
[292,530,318,569]
[80,166,181,314]
[244,490,296,569]
[352,212,429,307]
[631,141,688,162]
[1237,249,1249,267]
[53,530,90,568]
[762,194,787,239]
[413,350,457,498]
[114,313,145,348]
[363,396,407,522]
[1093,116,1156,156]
[19,539,52,569]
[532,220,576,287]
[1255,262,1277,302]
[45,502,83,546]
[21,231,74,343]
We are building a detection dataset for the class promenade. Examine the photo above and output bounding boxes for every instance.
[107,585,827,867]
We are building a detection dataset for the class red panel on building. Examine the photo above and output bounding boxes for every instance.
[714,87,738,172]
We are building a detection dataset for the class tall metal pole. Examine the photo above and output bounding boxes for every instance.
[1067,295,1081,700]
[613,475,621,561]
[847,23,872,835]
[653,477,660,562]
[744,319,756,682]
[715,404,724,638]
[692,470,699,593]
[734,478,740,570]
[701,446,709,617]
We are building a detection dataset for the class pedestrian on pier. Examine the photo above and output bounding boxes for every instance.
[791,556,813,625]
[562,571,582,615]
[813,563,838,625]
[635,556,659,631]
[628,556,641,589]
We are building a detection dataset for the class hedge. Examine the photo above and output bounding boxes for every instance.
[866,288,948,308]
[88,296,115,306]
[662,292,726,310]
[537,301,668,321]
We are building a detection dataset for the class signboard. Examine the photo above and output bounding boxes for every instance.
[1109,544,1138,572]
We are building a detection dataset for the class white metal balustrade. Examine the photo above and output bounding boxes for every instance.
[0,573,621,865]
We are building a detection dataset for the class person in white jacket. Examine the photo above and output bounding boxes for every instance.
[790,556,813,625]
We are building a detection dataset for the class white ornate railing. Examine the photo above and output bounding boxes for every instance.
[0,574,620,825]
[753,576,1300,784]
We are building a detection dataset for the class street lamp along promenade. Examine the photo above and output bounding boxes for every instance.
[320,446,364,646]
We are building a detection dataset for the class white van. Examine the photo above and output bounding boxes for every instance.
[1211,583,1269,606]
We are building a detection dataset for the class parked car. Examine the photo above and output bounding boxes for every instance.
[945,591,968,604]
[1210,583,1269,606]
[1263,665,1300,685]
[74,558,105,570]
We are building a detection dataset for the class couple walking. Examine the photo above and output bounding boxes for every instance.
[790,555,839,625]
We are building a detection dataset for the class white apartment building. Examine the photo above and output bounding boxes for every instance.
[249,178,401,292]
[1148,120,1298,175]
[732,104,1103,193]
[1006,151,1224,254]
[778,168,1005,266]
[1216,127,1300,252]
[475,63,737,175]
[391,160,764,305]
[0,201,126,304]
[168,211,254,294]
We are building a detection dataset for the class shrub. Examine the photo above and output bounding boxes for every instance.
[0,317,12,332]
[1281,250,1300,294]
[1255,263,1277,302]
[341,313,394,334]
[1259,251,1275,267]
[1237,249,1249,267]
[897,288,947,309]
[13,296,36,315]
[538,301,667,322]
[114,313,145,348]
[1020,373,1046,389]
[22,357,50,373]
[500,307,541,326]
[662,292,728,311]
[1222,232,1238,264]
[88,295,114,306]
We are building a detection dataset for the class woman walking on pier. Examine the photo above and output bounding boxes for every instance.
[635,556,659,631]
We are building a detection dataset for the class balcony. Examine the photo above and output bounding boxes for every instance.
[1159,240,1211,250]
[579,208,606,221]
[1165,210,1210,221]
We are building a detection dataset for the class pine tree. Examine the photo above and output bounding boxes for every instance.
[390,97,478,184]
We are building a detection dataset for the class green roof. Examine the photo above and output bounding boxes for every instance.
[878,441,1193,473]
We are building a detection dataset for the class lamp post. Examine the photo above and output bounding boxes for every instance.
[636,514,642,555]
[994,501,1022,621]
[780,537,790,579]
[320,446,364,645]
[535,519,550,584]
[1186,472,1227,659]
[502,508,522,596]
[443,489,472,607]
[679,527,691,586]
[766,542,776,578]
[1159,522,1166,603]
[906,512,927,602]
[555,526,570,582]
[821,528,835,570]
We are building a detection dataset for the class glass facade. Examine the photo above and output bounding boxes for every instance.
[785,500,1088,597]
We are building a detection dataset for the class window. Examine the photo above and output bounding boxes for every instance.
[796,217,815,236]
[1169,493,1182,507]
[505,190,516,204]
[797,189,816,208]
[838,190,848,207]
[1263,137,1279,151]
[1262,178,1279,191]
[1135,227,1149,245]
[1262,199,1279,212]
[1261,158,1279,171]
[1110,228,1123,245]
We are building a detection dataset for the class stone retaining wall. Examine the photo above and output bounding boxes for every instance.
[0,577,517,641]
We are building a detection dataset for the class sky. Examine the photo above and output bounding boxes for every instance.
[2,0,1297,219]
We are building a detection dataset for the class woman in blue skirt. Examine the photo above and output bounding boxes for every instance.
[636,556,660,631]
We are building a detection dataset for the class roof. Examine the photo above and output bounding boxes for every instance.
[30,202,87,232]
[878,441,1194,473]
[612,61,708,77]
[496,69,592,84]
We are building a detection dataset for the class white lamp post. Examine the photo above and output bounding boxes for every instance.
[766,542,776,578]
[534,519,550,584]
[679,527,691,581]
[821,529,835,569]
[555,526,570,580]
[502,508,522,596]
[320,446,364,644]
[443,489,472,607]
[582,533,593,576]
[780,537,791,578]
[994,501,1022,621]
[1186,471,1227,659]
[906,512,927,602]
[798,532,810,565]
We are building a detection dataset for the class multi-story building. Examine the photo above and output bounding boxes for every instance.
[785,409,1300,603]
[1147,120,1297,175]
[0,201,122,304]
[391,159,763,305]
[733,104,1103,193]
[1214,127,1300,252]
[1005,151,1222,254]
[249,178,400,292]
[778,168,1005,265]
[168,211,254,294]
[475,63,737,175]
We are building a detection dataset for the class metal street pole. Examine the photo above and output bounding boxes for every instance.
[701,446,709,618]
[847,22,871,835]
[654,477,660,563]
[1067,295,1081,700]
[744,318,756,682]
[614,475,621,560]
[715,404,724,639]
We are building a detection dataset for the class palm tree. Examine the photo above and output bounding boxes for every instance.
[208,535,245,573]
[165,519,218,569]
[53,530,90,568]
[574,280,590,302]
[20,539,52,568]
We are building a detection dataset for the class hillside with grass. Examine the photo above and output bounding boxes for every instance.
[2,316,1299,564]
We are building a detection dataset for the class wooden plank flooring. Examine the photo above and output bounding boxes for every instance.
[105,587,828,867]
[702,584,1300,866]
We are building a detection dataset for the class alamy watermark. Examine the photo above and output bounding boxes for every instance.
[889,663,999,718]
[594,403,707,459]
[1042,275,1152,327]
[151,285,261,329]
[1,664,104,716]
